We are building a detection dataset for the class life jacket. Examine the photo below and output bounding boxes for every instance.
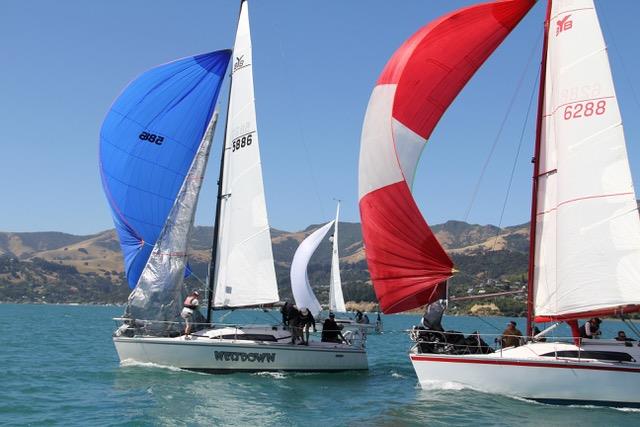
[183,295,198,310]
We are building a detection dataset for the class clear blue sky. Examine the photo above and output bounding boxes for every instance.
[1,0,639,235]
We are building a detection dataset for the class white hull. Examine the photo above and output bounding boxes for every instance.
[114,326,368,372]
[411,340,640,407]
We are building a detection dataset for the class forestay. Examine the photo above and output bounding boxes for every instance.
[291,221,335,317]
[358,0,534,314]
[213,0,279,307]
[533,0,640,320]
[100,50,231,289]
[329,203,346,313]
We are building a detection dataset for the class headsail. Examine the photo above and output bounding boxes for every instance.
[358,0,534,314]
[533,0,640,321]
[213,0,279,307]
[291,221,335,317]
[100,50,231,289]
[329,202,346,313]
[126,114,218,327]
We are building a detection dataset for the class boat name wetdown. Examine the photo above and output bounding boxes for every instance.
[100,0,367,372]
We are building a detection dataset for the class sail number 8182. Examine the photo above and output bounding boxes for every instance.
[563,100,606,120]
[232,134,253,152]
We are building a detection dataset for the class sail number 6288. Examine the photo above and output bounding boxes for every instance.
[563,100,606,120]
[232,134,253,152]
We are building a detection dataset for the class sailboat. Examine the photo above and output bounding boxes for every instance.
[359,0,640,407]
[101,0,367,372]
[290,202,381,334]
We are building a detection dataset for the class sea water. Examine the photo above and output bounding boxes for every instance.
[1,304,639,426]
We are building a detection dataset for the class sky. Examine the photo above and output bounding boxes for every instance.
[1,0,640,235]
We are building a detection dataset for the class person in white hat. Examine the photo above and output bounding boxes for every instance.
[181,290,200,337]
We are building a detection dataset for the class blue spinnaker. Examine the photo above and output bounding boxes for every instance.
[100,50,231,289]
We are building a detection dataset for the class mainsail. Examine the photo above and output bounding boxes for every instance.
[533,0,640,321]
[329,203,346,313]
[358,0,534,314]
[213,0,279,307]
[291,221,335,317]
[100,50,231,289]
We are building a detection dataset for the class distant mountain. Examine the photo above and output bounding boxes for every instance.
[0,220,531,311]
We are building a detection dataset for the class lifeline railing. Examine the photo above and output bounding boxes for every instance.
[112,317,368,347]
[409,328,638,360]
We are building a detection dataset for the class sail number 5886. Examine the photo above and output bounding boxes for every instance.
[563,100,606,120]
[232,134,253,152]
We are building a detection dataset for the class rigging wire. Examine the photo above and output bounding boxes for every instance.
[268,7,327,220]
[463,33,543,223]
[599,3,640,113]
[489,65,540,251]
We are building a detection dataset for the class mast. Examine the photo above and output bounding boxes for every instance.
[526,0,552,338]
[206,0,245,323]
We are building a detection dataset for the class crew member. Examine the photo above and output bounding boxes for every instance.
[299,307,316,345]
[321,312,346,343]
[181,291,200,337]
[579,318,602,339]
[500,321,523,348]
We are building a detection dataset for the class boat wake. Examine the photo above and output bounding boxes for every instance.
[251,371,287,379]
[417,379,468,391]
[389,370,406,379]
[119,359,184,373]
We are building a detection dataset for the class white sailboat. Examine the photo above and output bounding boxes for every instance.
[290,202,381,333]
[103,0,367,372]
[359,0,640,406]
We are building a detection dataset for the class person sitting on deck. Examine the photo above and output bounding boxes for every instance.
[579,317,602,339]
[615,330,636,342]
[180,291,200,337]
[299,308,316,345]
[321,313,346,343]
[500,321,523,348]
[355,310,364,323]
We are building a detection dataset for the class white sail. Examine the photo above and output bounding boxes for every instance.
[213,0,279,307]
[329,202,346,313]
[534,0,640,319]
[127,114,218,325]
[291,221,335,317]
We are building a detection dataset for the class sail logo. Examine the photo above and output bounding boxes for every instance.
[233,55,246,72]
[214,351,276,363]
[555,15,573,36]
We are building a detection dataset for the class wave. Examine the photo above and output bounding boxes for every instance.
[119,359,185,372]
[251,371,287,379]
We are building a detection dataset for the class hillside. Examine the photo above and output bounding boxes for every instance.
[0,220,531,314]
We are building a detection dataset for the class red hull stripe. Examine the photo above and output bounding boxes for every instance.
[359,182,453,314]
[410,354,640,373]
[377,0,534,139]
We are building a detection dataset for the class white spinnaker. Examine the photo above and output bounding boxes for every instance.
[291,221,335,317]
[213,1,279,308]
[534,0,640,318]
[127,113,218,326]
[329,203,346,313]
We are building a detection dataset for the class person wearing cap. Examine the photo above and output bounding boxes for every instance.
[500,321,523,348]
[321,313,346,343]
[579,317,602,339]
[298,307,316,345]
[181,291,200,337]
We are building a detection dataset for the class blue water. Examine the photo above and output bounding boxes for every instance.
[1,304,640,426]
